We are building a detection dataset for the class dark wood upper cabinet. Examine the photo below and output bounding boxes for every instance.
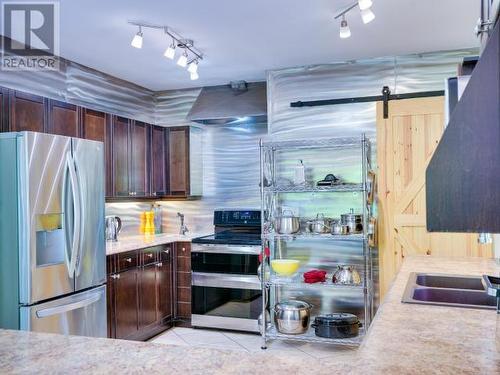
[9,91,46,132]
[112,116,130,197]
[82,109,113,197]
[47,99,80,137]
[151,125,168,197]
[129,121,150,197]
[82,108,106,141]
[168,127,190,196]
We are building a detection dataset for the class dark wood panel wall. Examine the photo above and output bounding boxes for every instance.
[0,85,194,200]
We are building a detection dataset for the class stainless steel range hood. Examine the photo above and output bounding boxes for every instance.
[186,81,267,125]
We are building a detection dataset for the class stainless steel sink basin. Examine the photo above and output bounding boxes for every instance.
[402,273,497,310]
[415,274,485,290]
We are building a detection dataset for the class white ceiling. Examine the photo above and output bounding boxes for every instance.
[59,0,479,91]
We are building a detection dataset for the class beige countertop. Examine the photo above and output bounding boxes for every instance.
[1,256,499,374]
[106,233,209,255]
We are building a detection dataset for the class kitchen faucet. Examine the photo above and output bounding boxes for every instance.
[177,212,189,235]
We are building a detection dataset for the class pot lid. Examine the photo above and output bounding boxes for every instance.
[275,300,311,311]
[314,313,359,326]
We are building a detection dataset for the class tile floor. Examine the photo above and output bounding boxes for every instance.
[150,327,356,359]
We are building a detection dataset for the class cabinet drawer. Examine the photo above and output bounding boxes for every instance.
[117,251,138,272]
[141,246,159,265]
[159,245,173,262]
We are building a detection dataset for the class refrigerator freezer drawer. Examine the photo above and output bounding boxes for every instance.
[20,285,106,337]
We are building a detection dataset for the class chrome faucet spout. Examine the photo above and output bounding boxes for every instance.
[177,212,189,235]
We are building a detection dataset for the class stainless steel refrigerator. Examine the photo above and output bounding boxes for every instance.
[0,131,106,337]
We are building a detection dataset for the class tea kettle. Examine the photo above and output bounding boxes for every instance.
[105,216,122,242]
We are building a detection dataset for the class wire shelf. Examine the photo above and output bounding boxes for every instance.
[263,232,366,241]
[266,276,365,290]
[263,183,364,193]
[266,326,365,347]
[261,137,365,150]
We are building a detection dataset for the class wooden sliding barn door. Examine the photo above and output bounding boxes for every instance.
[376,96,492,297]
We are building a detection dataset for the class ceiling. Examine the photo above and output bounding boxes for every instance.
[59,0,480,91]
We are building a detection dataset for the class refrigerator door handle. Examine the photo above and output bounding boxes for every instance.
[73,155,85,276]
[63,153,80,277]
[35,291,101,318]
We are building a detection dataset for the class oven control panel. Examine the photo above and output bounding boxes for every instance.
[213,210,261,226]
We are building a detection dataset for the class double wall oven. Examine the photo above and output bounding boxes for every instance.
[191,209,262,332]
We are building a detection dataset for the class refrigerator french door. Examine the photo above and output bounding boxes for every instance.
[0,131,106,337]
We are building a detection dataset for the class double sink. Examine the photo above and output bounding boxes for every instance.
[402,273,497,310]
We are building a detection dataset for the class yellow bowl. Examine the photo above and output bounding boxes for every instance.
[271,259,300,277]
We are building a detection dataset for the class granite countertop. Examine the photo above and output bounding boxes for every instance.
[106,233,209,255]
[1,256,499,374]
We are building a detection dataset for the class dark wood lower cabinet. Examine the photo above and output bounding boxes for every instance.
[113,269,139,339]
[107,244,174,341]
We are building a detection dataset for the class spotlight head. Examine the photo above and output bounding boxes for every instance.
[361,8,375,24]
[339,17,351,39]
[187,60,198,73]
[131,28,143,49]
[358,0,373,11]
[164,44,176,60]
[177,51,188,67]
[190,71,199,80]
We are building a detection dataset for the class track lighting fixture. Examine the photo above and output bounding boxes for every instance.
[360,8,375,24]
[128,20,204,80]
[163,39,176,60]
[339,15,351,39]
[334,0,375,39]
[130,26,143,49]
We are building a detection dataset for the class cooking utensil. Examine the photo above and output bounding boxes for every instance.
[273,300,312,335]
[368,217,377,247]
[332,265,361,285]
[308,213,332,234]
[330,220,342,235]
[275,209,300,234]
[317,174,341,186]
[340,208,363,234]
[311,313,361,339]
[271,259,300,277]
[367,170,376,205]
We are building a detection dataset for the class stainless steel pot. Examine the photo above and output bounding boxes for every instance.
[332,265,361,285]
[340,208,363,234]
[275,210,300,234]
[308,213,332,234]
[273,300,312,334]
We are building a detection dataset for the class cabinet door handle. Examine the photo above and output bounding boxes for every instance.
[128,192,133,196]
[110,274,120,279]
[125,258,132,263]
[156,262,163,267]
[146,253,153,258]
[152,192,157,196]
[182,247,186,252]
[164,249,170,254]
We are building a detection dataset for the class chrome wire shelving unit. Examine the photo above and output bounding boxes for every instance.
[259,134,375,349]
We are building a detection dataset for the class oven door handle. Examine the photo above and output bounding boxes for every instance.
[191,244,261,255]
[192,272,261,290]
